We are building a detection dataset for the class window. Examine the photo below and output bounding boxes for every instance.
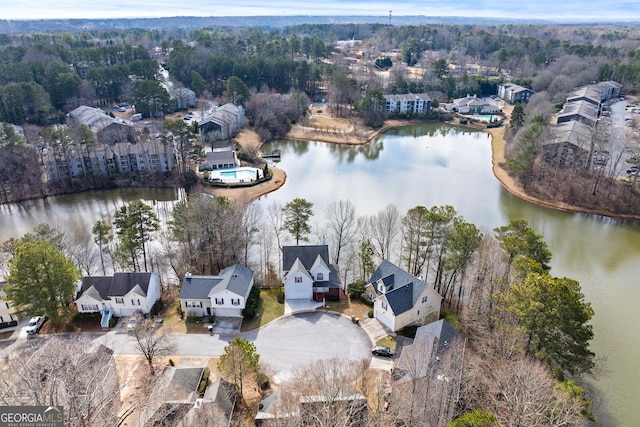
[295,276,303,283]
[215,298,224,305]
[417,310,420,315]
[115,297,124,304]
[422,296,428,303]
[381,302,387,311]
[316,273,324,281]
[232,299,240,306]
[132,299,140,306]
[186,301,202,308]
[81,304,99,311]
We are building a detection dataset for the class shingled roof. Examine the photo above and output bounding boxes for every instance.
[282,245,330,272]
[368,260,427,316]
[179,264,254,300]
[79,272,153,299]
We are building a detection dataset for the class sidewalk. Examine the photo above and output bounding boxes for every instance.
[360,317,395,344]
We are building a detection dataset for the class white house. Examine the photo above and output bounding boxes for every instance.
[178,264,254,318]
[75,272,161,327]
[282,244,343,303]
[365,260,442,332]
[0,280,18,325]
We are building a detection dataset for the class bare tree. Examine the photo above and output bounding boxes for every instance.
[0,336,128,427]
[132,322,176,376]
[266,201,287,276]
[66,226,100,276]
[326,199,357,265]
[263,358,373,427]
[368,203,400,262]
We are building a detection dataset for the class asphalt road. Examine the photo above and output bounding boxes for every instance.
[93,311,374,383]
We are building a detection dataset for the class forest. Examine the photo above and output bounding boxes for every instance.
[2,20,640,424]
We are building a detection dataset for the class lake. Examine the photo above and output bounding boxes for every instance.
[0,123,637,425]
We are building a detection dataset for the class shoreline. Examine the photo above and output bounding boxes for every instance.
[234,117,640,222]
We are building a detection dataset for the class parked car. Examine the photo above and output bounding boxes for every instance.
[371,345,395,357]
[126,312,143,333]
[25,316,46,335]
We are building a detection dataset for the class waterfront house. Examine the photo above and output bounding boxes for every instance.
[365,260,441,332]
[282,243,343,303]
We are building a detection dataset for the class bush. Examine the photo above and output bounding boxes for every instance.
[150,299,164,317]
[367,309,374,318]
[0,320,18,329]
[198,367,210,397]
[347,280,366,299]
[360,293,374,306]
[257,372,270,390]
[277,291,285,304]
[108,317,118,328]
[73,312,101,322]
[242,286,261,318]
[169,359,175,366]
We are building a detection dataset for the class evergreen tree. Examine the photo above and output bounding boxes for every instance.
[5,240,80,324]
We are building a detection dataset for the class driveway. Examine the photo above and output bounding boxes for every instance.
[91,311,373,384]
[242,311,372,382]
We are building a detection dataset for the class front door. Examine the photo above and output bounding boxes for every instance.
[206,307,211,316]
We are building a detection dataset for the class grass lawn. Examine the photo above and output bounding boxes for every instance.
[376,335,397,349]
[308,115,352,130]
[322,296,372,320]
[241,288,284,332]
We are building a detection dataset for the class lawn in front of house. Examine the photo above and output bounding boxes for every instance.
[322,296,372,320]
[241,288,284,332]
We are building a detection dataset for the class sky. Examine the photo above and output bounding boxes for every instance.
[3,0,640,22]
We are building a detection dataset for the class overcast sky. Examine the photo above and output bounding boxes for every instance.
[3,0,640,21]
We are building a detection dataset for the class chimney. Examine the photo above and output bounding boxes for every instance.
[186,272,192,281]
[321,234,327,245]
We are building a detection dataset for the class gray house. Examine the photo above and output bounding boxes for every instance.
[179,264,254,318]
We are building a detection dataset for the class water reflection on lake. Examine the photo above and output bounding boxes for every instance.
[0,123,638,425]
[0,187,183,241]
[257,123,640,427]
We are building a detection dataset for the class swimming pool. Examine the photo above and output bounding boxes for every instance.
[209,167,263,183]
[468,114,501,123]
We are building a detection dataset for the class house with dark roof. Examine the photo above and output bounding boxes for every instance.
[178,264,254,318]
[282,244,343,303]
[75,272,161,326]
[365,260,441,332]
[497,82,534,104]
[390,319,465,427]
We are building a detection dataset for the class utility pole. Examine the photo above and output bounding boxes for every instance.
[389,10,392,26]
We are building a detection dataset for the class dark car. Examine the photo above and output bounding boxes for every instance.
[371,345,395,357]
